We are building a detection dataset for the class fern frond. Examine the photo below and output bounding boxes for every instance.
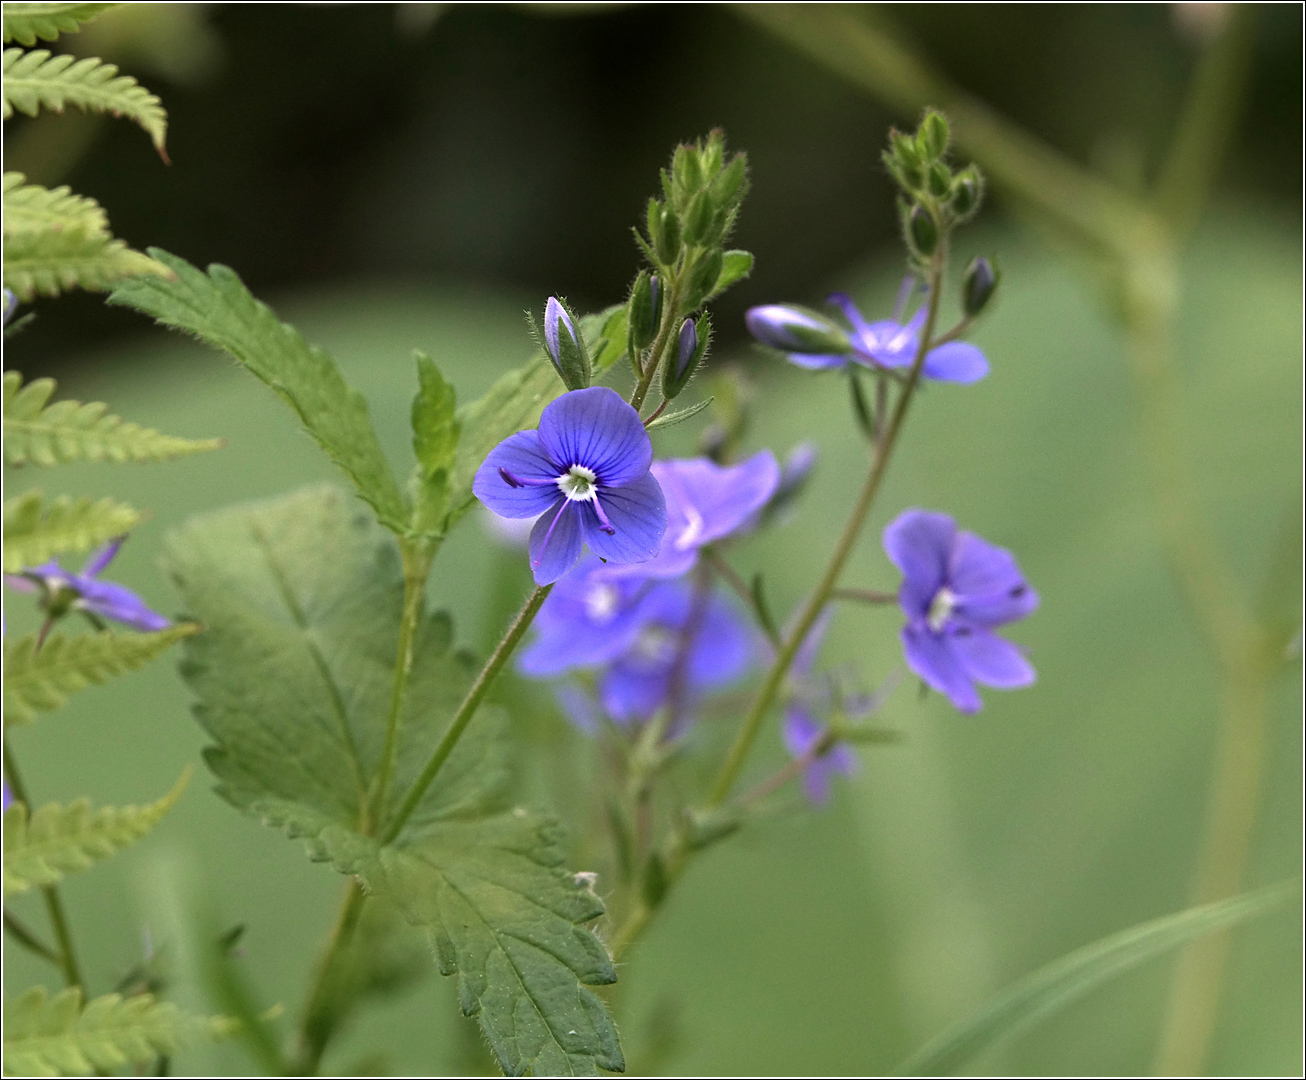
[3,370,221,466]
[3,223,167,300]
[3,490,140,571]
[2,984,233,1077]
[2,4,118,46]
[3,171,108,236]
[2,48,166,154]
[4,626,199,726]
[3,771,190,895]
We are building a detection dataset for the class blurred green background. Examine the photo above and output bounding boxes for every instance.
[3,3,1301,1077]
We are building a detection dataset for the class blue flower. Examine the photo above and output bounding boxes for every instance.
[473,387,667,585]
[781,610,857,804]
[600,451,780,580]
[883,509,1037,713]
[6,537,170,633]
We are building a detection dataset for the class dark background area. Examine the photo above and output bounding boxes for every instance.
[5,2,1302,370]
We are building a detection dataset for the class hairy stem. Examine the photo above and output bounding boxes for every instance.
[382,583,552,844]
[3,743,84,990]
[630,277,682,413]
[292,879,367,1075]
[370,542,436,826]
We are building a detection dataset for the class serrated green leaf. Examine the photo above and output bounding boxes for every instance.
[107,251,409,534]
[707,249,754,299]
[3,171,107,236]
[2,984,233,1077]
[3,490,140,571]
[410,352,459,536]
[586,302,628,374]
[3,223,167,301]
[895,881,1300,1076]
[3,369,222,466]
[1,4,117,46]
[3,770,190,895]
[2,47,166,153]
[165,485,623,1077]
[645,396,713,431]
[3,625,199,726]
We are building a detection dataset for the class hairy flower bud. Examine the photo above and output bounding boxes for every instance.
[683,247,723,310]
[541,296,591,390]
[951,168,983,218]
[745,305,852,355]
[962,256,999,317]
[908,205,938,257]
[663,315,710,400]
[629,272,661,351]
[916,110,950,160]
[655,205,681,264]
[927,161,952,198]
[682,190,715,245]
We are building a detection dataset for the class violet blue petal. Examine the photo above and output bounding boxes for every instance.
[4,574,37,594]
[950,627,1036,689]
[580,472,667,565]
[599,660,670,724]
[81,537,124,578]
[529,501,584,585]
[923,341,989,383]
[901,623,982,713]
[537,387,651,488]
[825,292,872,334]
[686,593,755,690]
[883,509,955,617]
[75,576,170,631]
[791,605,833,677]
[473,431,564,518]
[543,296,574,363]
[518,564,652,676]
[783,705,822,757]
[948,531,1039,626]
[784,352,849,371]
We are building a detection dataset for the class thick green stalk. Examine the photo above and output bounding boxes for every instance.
[382,583,552,844]
[3,744,84,990]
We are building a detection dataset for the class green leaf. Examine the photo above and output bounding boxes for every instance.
[3,370,222,466]
[2,985,233,1077]
[3,223,166,301]
[2,4,118,46]
[645,396,713,431]
[3,171,108,236]
[165,485,624,1077]
[2,47,167,155]
[895,881,1300,1076]
[3,771,190,896]
[585,303,628,374]
[107,251,409,533]
[3,490,140,571]
[707,249,754,299]
[409,351,459,536]
[3,625,200,727]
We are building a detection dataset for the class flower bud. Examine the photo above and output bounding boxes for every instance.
[916,110,950,160]
[951,168,982,218]
[682,189,715,245]
[673,143,703,193]
[908,205,938,256]
[709,153,748,210]
[889,129,921,170]
[3,289,17,326]
[663,315,710,400]
[745,305,852,355]
[628,272,661,351]
[683,247,724,310]
[927,161,952,198]
[654,205,681,264]
[541,296,591,390]
[962,257,999,317]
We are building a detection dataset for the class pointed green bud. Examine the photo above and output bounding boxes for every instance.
[655,205,681,264]
[950,167,983,218]
[682,247,723,310]
[916,110,950,160]
[703,131,725,176]
[890,129,921,169]
[709,153,748,210]
[962,256,999,317]
[927,161,952,198]
[908,205,938,256]
[663,314,710,400]
[673,143,703,194]
[628,272,661,351]
[682,190,715,246]
[540,296,591,390]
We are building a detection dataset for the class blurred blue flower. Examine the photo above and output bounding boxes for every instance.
[828,292,988,383]
[781,610,856,804]
[473,387,667,585]
[883,509,1037,713]
[6,537,169,633]
[602,451,780,580]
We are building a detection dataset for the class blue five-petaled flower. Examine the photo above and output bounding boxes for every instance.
[6,537,170,632]
[884,509,1037,713]
[473,387,668,585]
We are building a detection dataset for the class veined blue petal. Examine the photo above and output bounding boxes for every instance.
[923,341,989,383]
[883,509,955,618]
[901,624,982,713]
[949,627,1036,689]
[581,472,666,565]
[474,431,564,518]
[538,387,652,489]
[529,501,584,585]
[74,576,169,631]
[949,531,1039,626]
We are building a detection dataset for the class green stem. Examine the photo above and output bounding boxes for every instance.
[292,879,367,1075]
[629,277,682,413]
[829,587,898,605]
[3,743,85,990]
[4,909,62,968]
[382,583,552,844]
[370,541,436,827]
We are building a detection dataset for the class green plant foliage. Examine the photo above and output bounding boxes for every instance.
[165,485,623,1077]
[107,251,409,534]
[2,984,233,1077]
[1,47,166,154]
[895,881,1301,1076]
[3,370,221,466]
[1,4,117,47]
[3,489,140,571]
[3,223,165,301]
[709,249,754,299]
[3,625,200,726]
[3,770,190,896]
[409,351,459,536]
[3,171,107,236]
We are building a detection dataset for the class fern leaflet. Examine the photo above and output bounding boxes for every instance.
[3,222,166,300]
[3,490,140,571]
[3,172,108,236]
[2,4,118,47]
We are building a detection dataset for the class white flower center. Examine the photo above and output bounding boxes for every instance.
[583,583,621,623]
[557,464,598,501]
[927,586,956,632]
